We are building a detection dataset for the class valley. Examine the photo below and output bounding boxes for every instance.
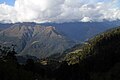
[0,21,120,59]
[0,25,120,80]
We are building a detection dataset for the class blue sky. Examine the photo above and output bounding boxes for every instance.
[0,0,15,6]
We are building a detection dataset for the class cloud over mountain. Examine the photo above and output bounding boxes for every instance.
[0,0,120,23]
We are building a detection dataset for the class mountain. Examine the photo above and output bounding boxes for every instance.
[64,26,120,80]
[0,24,74,58]
[0,21,120,58]
[1,24,120,80]
[41,21,120,42]
[1,21,120,42]
[65,26,120,64]
[0,23,13,31]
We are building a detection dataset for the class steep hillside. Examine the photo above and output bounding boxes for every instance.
[0,24,74,58]
[1,25,120,80]
[65,26,120,80]
[66,27,120,63]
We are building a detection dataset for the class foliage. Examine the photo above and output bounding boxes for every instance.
[1,27,120,80]
[65,26,120,80]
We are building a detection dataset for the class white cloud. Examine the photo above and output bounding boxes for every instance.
[81,17,92,22]
[0,0,120,23]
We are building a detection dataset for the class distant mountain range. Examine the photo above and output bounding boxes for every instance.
[0,21,120,58]
[41,21,120,42]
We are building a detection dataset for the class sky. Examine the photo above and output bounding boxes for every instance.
[0,0,15,6]
[0,0,120,23]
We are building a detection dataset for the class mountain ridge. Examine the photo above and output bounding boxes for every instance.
[0,24,74,58]
[1,21,120,42]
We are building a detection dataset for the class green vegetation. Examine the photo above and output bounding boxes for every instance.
[1,26,120,80]
[65,26,120,80]
[0,45,34,80]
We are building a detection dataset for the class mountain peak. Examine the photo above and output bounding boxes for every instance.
[0,23,74,58]
[46,26,55,30]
